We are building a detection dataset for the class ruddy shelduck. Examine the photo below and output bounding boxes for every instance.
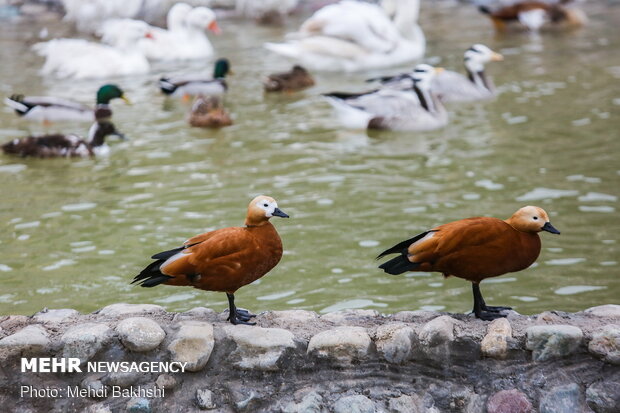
[377,206,560,320]
[133,195,289,325]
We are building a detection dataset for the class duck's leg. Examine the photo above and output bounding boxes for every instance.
[472,283,507,320]
[476,284,512,312]
[226,293,256,325]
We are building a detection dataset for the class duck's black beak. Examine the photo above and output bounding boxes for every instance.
[272,208,289,218]
[542,222,560,234]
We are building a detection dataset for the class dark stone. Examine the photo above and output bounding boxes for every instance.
[586,381,620,413]
[539,383,583,413]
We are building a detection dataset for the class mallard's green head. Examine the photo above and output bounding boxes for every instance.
[97,84,130,105]
[213,58,231,79]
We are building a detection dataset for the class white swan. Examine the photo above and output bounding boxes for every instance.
[264,0,425,72]
[324,64,447,131]
[34,20,150,79]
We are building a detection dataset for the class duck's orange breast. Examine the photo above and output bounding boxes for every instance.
[408,217,541,283]
[160,222,283,293]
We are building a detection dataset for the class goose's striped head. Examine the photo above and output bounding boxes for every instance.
[464,44,503,73]
[411,64,443,91]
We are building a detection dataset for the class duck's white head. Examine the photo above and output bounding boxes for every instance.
[464,44,503,73]
[246,195,289,226]
[507,206,560,234]
[185,7,221,34]
[411,64,443,91]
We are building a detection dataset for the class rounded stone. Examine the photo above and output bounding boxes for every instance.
[333,395,375,413]
[583,305,620,319]
[61,323,112,363]
[588,324,620,365]
[374,323,414,364]
[487,389,533,413]
[32,308,80,324]
[116,317,166,352]
[481,318,512,359]
[0,325,50,358]
[168,321,214,372]
[525,325,583,361]
[196,388,216,410]
[155,374,178,390]
[586,381,620,413]
[307,327,372,363]
[127,397,150,413]
[98,303,166,316]
[539,383,582,413]
[419,315,456,346]
[222,325,296,371]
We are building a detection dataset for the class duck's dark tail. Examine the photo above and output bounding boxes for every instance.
[478,5,492,15]
[378,255,420,275]
[132,247,183,287]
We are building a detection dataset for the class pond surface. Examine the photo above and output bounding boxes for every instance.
[0,2,618,316]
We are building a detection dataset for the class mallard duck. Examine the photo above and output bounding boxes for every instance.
[479,1,587,32]
[188,95,233,128]
[263,65,315,92]
[33,20,150,79]
[2,115,125,158]
[324,64,447,131]
[159,58,231,99]
[133,195,289,325]
[370,44,503,103]
[4,84,129,123]
[265,0,425,72]
[377,206,560,320]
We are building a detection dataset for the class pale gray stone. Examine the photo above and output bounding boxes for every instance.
[418,315,456,360]
[155,374,178,390]
[0,325,50,357]
[98,303,165,316]
[80,376,107,399]
[388,394,423,413]
[267,310,318,324]
[86,404,112,413]
[61,323,112,363]
[32,308,79,324]
[104,371,141,387]
[588,324,620,365]
[116,317,166,352]
[526,325,583,361]
[307,326,372,363]
[375,323,414,364]
[196,388,216,410]
[283,391,324,413]
[481,318,512,359]
[333,395,375,413]
[222,325,296,371]
[586,381,620,413]
[583,305,620,319]
[539,383,582,413]
[168,321,214,372]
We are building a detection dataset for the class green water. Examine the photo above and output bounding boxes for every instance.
[0,3,618,317]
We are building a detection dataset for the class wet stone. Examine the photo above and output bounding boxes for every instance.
[0,325,50,358]
[307,326,372,363]
[585,381,620,413]
[61,323,112,363]
[525,325,583,361]
[116,317,166,352]
[481,318,512,359]
[588,324,620,365]
[487,389,533,413]
[222,325,296,371]
[167,321,214,372]
[374,323,414,364]
[333,394,375,413]
[539,383,582,413]
[196,388,216,410]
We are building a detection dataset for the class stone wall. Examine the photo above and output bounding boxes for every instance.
[0,304,619,413]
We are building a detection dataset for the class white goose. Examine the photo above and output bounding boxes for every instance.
[324,64,447,131]
[61,0,165,33]
[264,0,425,72]
[34,20,150,79]
[371,44,504,103]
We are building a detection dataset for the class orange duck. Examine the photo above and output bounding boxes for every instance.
[479,1,586,32]
[377,206,560,320]
[133,195,289,325]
